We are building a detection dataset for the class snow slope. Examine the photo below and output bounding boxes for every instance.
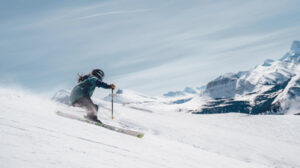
[1,87,300,168]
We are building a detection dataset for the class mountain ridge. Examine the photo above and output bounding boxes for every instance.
[198,40,300,114]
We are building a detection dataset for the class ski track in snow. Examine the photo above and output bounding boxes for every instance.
[1,88,300,168]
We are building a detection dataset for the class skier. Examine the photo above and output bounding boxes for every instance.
[70,69,115,122]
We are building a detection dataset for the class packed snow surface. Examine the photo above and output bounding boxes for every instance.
[1,87,300,168]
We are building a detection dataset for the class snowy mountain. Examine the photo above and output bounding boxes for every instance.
[273,73,300,114]
[163,90,186,97]
[197,40,300,114]
[163,87,198,97]
[184,87,197,94]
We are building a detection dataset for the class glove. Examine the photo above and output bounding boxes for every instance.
[110,84,116,90]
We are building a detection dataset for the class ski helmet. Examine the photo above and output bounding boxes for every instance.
[91,69,105,80]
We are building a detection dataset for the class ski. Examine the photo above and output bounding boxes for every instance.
[56,111,144,138]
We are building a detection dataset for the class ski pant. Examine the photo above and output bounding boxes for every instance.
[72,96,98,117]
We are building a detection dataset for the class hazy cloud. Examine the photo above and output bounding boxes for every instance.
[0,0,300,95]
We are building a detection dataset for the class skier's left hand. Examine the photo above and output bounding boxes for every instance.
[110,84,116,90]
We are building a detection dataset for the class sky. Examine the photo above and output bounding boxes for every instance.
[0,0,300,96]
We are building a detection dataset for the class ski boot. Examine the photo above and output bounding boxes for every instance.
[85,114,102,124]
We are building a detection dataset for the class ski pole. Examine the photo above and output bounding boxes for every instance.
[111,89,114,120]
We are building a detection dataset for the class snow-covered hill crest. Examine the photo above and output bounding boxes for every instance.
[51,89,71,105]
[103,89,158,104]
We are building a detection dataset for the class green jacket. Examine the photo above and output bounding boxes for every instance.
[70,75,110,104]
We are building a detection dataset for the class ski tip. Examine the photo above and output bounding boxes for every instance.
[137,134,144,138]
[56,111,65,116]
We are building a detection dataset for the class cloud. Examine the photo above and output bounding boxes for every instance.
[0,0,300,95]
[77,9,152,20]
